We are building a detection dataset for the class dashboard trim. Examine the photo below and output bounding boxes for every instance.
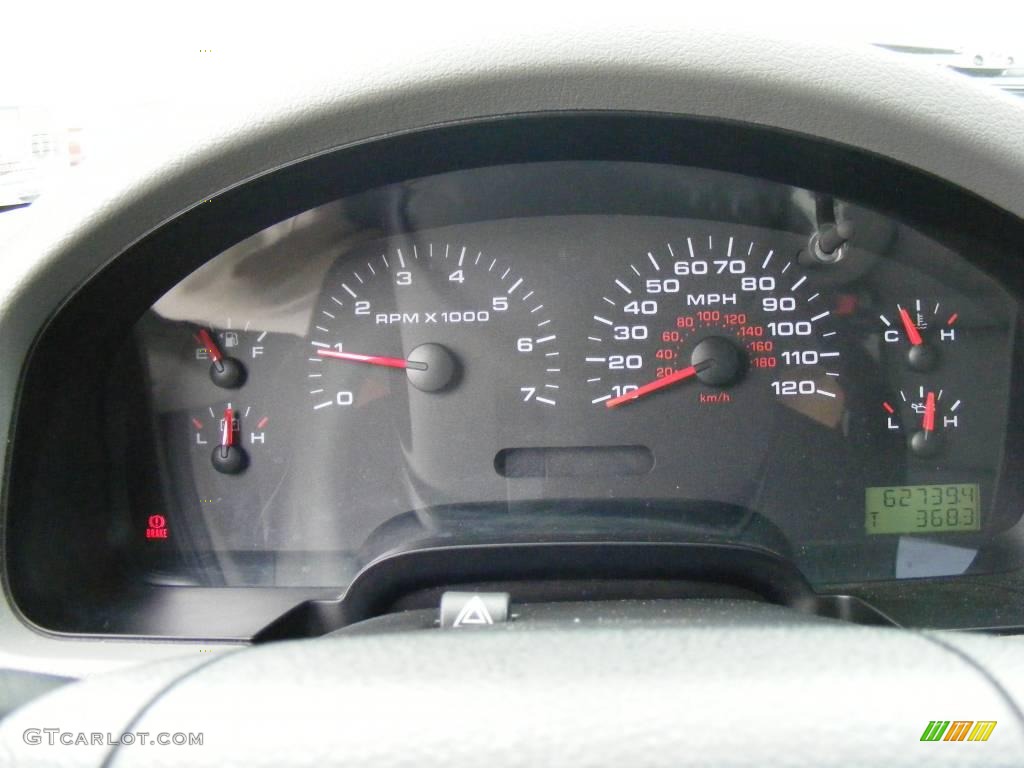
[2,24,1024,673]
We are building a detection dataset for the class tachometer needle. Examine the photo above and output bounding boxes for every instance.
[898,307,924,346]
[605,362,708,409]
[922,391,936,434]
[317,349,427,371]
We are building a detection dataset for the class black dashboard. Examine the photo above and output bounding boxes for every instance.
[8,115,1024,639]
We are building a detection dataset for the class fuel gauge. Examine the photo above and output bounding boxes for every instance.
[192,320,272,388]
[882,386,962,458]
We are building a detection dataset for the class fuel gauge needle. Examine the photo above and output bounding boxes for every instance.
[316,349,427,371]
[197,328,246,388]
[197,328,225,371]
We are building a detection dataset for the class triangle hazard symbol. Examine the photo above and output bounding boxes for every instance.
[452,595,494,627]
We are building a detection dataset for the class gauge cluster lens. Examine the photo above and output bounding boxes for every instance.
[128,161,1018,597]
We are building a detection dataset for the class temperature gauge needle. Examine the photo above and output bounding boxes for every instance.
[922,391,936,435]
[605,363,708,409]
[898,307,924,347]
[317,349,427,371]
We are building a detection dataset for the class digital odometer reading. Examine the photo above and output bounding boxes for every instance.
[865,484,980,534]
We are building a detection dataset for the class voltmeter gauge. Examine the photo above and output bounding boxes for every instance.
[882,386,962,457]
[879,299,959,372]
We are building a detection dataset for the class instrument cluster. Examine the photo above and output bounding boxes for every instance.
[131,162,1017,592]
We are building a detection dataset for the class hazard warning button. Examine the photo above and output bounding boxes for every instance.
[439,592,511,629]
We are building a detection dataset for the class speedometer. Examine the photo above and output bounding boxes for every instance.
[585,234,841,409]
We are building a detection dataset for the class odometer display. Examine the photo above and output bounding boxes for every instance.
[585,234,841,410]
[865,484,981,534]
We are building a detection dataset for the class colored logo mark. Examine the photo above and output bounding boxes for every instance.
[920,721,997,742]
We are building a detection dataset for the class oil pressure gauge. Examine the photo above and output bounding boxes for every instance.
[191,402,272,474]
[882,386,962,458]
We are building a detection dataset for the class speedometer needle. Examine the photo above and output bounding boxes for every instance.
[605,362,709,409]
[898,307,924,346]
[317,349,427,371]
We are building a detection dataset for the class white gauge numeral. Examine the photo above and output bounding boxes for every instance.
[624,300,658,315]
[613,325,648,340]
[741,276,775,291]
[762,297,796,312]
[645,279,680,294]
[781,351,820,365]
[768,321,812,336]
[772,380,817,396]
[608,354,643,370]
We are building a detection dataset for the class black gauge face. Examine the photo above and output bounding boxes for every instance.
[585,234,842,415]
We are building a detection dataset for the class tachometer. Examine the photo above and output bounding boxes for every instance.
[585,234,841,410]
[308,241,560,412]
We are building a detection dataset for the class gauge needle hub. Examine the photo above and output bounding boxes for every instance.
[898,307,924,346]
[605,361,711,409]
[317,349,428,371]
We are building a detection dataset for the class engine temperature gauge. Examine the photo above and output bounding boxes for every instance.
[879,299,959,372]
[883,386,962,457]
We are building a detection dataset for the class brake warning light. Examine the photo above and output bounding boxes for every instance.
[146,514,169,540]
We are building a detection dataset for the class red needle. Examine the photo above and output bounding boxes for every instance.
[898,307,924,346]
[317,349,423,370]
[197,328,224,363]
[222,407,235,447]
[922,391,936,433]
[605,365,702,409]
